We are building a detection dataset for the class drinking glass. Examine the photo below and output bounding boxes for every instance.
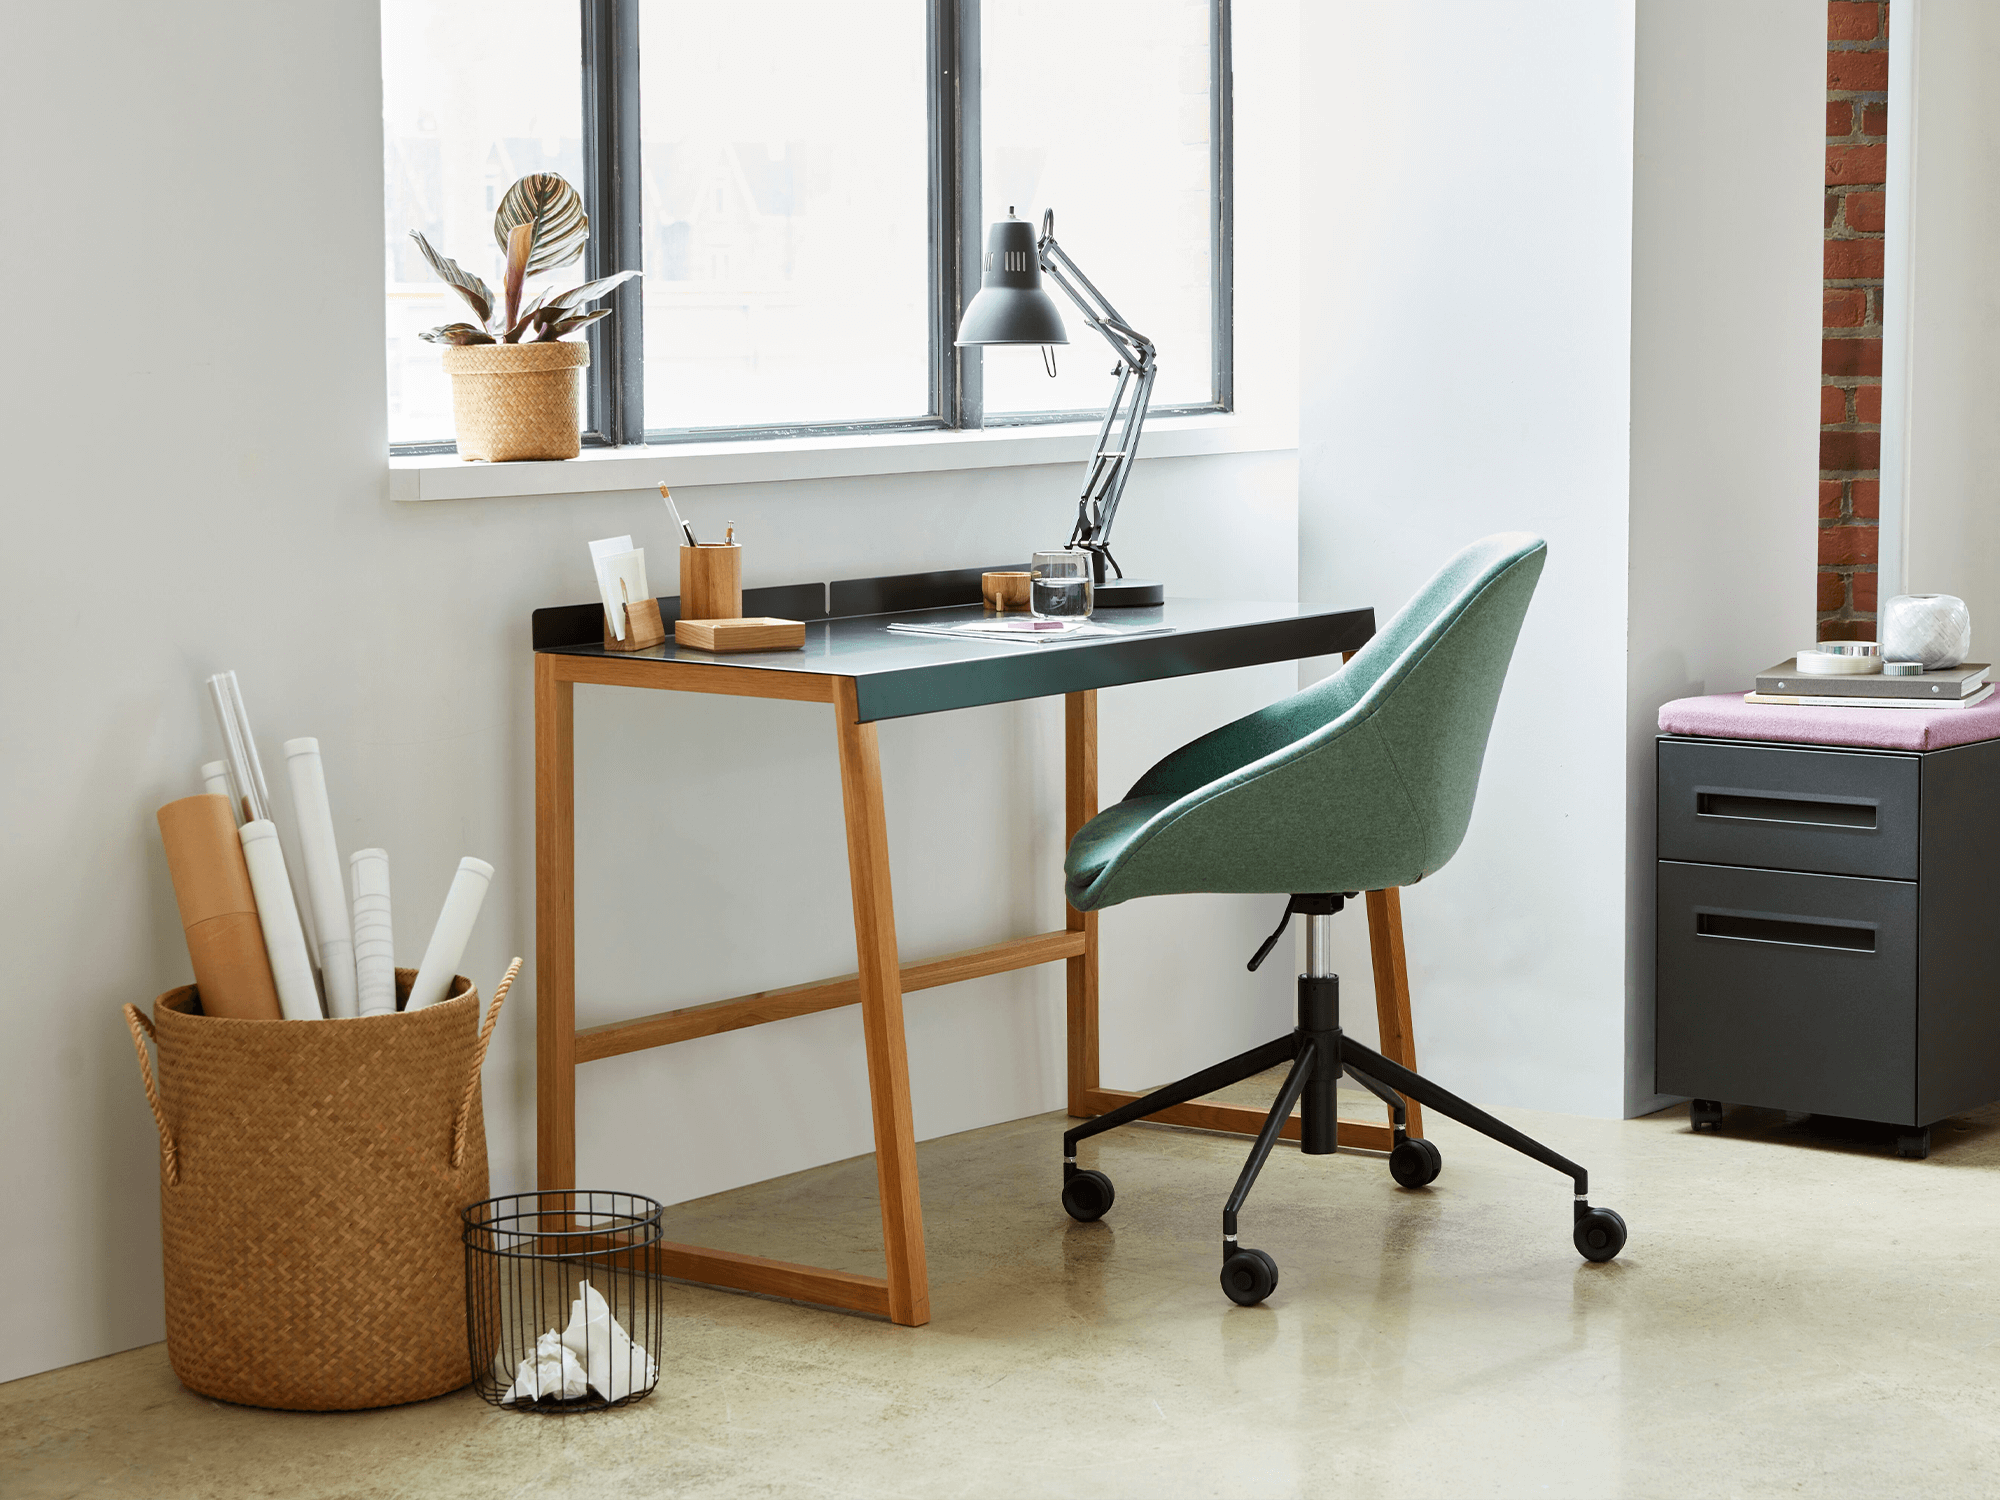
[1030,550,1093,620]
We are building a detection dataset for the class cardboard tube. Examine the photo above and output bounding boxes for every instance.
[238,822,321,1021]
[156,795,281,1021]
[350,848,396,1016]
[407,856,494,1011]
[283,738,358,1019]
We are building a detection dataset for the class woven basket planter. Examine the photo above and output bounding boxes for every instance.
[122,966,510,1410]
[441,341,589,462]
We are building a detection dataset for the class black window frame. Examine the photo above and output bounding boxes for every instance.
[392,0,1232,456]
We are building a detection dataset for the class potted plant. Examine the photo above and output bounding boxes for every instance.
[411,174,638,461]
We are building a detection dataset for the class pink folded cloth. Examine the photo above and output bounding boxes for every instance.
[1658,691,2000,752]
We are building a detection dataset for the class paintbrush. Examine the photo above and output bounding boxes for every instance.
[659,483,698,547]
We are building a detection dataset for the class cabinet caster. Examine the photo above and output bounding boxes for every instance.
[1221,1248,1279,1306]
[1690,1099,1723,1131]
[1897,1128,1930,1161]
[1061,1169,1115,1222]
[1573,1206,1627,1263]
[1389,1136,1442,1188]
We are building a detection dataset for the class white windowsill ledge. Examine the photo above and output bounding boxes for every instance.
[387,411,1294,502]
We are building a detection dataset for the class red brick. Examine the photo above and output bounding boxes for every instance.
[1825,239,1885,279]
[1824,337,1884,376]
[1854,384,1882,424]
[1821,430,1881,470]
[1845,192,1887,232]
[1828,50,1890,91]
[1818,570,1849,612]
[1850,479,1880,518]
[1820,480,1845,519]
[1821,385,1849,424]
[1827,144,1889,186]
[1827,100,1854,137]
[1823,288,1869,328]
[1852,570,1879,612]
[1818,618,1873,641]
[1820,524,1879,566]
[1826,191,1840,230]
[1862,102,1888,136]
[1829,2,1883,42]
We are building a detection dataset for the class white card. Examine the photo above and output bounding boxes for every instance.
[588,535,642,639]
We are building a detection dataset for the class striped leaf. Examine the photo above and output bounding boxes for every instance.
[408,232,495,327]
[417,323,497,345]
[536,269,640,318]
[492,173,589,275]
[533,307,612,341]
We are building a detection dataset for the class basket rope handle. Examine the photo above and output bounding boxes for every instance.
[452,957,520,1169]
[122,1004,180,1187]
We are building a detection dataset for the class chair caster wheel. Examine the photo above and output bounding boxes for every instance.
[1574,1207,1627,1263]
[1061,1169,1115,1222]
[1221,1248,1279,1307]
[1691,1099,1723,1131]
[1389,1136,1442,1188]
[1897,1128,1930,1160]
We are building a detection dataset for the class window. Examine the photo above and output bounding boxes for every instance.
[382,0,1231,453]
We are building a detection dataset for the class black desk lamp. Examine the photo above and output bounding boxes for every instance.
[955,209,1163,607]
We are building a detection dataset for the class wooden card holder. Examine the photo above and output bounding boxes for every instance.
[681,545,742,623]
[602,596,667,652]
[673,617,806,653]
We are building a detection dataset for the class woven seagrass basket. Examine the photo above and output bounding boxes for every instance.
[122,964,512,1410]
[441,341,588,461]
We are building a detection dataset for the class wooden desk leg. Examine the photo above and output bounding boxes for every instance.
[1064,691,1100,1116]
[1364,887,1424,1139]
[831,680,930,1327]
[535,655,578,1200]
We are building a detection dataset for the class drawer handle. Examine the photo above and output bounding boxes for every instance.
[1696,791,1876,829]
[1695,911,1875,953]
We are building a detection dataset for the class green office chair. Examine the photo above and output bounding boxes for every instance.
[1060,532,1627,1305]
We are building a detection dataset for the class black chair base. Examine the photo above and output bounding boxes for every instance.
[1061,943,1628,1304]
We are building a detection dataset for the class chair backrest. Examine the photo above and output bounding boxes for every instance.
[1120,532,1547,897]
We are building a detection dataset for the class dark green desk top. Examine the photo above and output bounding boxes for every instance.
[533,565,1373,722]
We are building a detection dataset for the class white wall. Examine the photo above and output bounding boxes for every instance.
[0,2,1300,1380]
[1300,1,1638,1117]
[1298,1,1822,1119]
[1893,0,2000,648]
[1627,0,1825,1113]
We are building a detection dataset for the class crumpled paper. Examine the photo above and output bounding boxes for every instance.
[502,1330,589,1404]
[500,1279,656,1405]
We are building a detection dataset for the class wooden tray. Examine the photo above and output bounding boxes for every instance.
[673,617,806,653]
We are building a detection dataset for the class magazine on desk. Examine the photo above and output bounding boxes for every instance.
[886,617,1176,646]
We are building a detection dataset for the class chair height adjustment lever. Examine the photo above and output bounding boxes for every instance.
[1246,900,1297,973]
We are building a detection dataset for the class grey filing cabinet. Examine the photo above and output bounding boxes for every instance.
[1655,733,2000,1158]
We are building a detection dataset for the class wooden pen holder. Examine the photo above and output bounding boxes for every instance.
[681,544,742,621]
[602,596,666,652]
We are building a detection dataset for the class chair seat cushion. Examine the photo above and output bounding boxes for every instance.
[1063,795,1177,909]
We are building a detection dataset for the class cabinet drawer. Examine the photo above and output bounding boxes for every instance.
[1656,860,1915,1123]
[1658,739,1918,879]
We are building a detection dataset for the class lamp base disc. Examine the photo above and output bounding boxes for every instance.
[1094,578,1165,608]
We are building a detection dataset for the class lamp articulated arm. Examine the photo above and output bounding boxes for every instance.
[1035,210,1158,586]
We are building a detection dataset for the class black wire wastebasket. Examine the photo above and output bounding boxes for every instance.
[464,1190,665,1412]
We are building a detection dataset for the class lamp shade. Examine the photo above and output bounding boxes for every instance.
[954,215,1068,346]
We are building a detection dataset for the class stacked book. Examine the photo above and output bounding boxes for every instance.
[1747,659,1992,710]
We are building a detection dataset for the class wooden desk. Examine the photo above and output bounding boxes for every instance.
[533,568,1420,1327]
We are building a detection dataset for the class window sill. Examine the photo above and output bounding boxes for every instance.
[386,412,1295,502]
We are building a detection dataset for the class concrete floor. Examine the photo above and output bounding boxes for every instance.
[7,1080,2000,1500]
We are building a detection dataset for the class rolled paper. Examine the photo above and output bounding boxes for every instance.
[238,822,321,1021]
[283,738,358,1020]
[200,760,234,803]
[208,677,260,824]
[156,795,282,1021]
[407,856,494,1011]
[350,847,396,1016]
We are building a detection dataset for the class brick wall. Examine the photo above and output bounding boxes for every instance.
[1820,0,1888,641]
